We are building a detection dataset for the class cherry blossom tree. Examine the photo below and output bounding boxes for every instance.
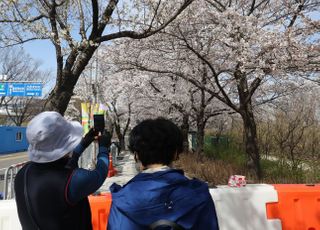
[171,0,320,179]
[98,41,232,154]
[98,71,137,151]
[103,0,320,178]
[0,0,194,115]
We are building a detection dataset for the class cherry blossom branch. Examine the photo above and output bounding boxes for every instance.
[77,0,87,40]
[97,0,194,42]
[176,26,237,111]
[48,2,63,78]
[204,0,225,12]
[287,0,305,28]
[91,0,99,38]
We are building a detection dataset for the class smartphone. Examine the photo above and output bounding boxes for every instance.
[93,114,105,133]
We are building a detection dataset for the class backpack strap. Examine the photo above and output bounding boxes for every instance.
[149,220,185,230]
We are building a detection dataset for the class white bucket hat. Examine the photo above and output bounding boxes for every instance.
[26,111,83,163]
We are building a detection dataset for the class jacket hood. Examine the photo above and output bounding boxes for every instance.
[110,169,212,227]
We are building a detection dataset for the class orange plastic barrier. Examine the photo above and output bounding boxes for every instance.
[89,193,112,230]
[266,184,320,230]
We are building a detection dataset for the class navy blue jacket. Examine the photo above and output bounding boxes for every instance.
[107,169,219,230]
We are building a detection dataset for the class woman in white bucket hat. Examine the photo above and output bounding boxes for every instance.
[14,111,111,230]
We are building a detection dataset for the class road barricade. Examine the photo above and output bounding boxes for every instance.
[267,184,320,230]
[210,184,282,230]
[0,184,320,229]
[0,199,21,230]
[89,192,112,230]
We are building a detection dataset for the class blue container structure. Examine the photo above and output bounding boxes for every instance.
[0,126,28,154]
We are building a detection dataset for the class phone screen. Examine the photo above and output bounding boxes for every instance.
[93,114,105,132]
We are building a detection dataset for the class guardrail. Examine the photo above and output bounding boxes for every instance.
[3,161,28,200]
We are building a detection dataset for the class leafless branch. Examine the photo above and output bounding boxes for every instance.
[0,14,45,23]
[0,37,49,48]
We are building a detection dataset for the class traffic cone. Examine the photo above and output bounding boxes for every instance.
[107,154,117,177]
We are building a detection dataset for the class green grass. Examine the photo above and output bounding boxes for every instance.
[204,136,247,167]
[260,159,306,183]
[203,135,320,183]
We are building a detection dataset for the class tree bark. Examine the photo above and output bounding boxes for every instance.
[196,122,205,154]
[195,76,206,155]
[44,47,97,115]
[180,113,189,153]
[236,69,262,180]
[240,109,262,179]
[115,123,126,151]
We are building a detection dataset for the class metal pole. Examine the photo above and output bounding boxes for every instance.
[92,49,99,168]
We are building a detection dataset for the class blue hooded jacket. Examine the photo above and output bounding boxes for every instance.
[107,169,219,230]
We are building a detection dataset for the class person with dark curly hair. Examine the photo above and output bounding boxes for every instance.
[107,118,219,230]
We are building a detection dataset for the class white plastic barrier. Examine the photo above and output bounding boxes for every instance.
[210,184,282,230]
[0,199,21,230]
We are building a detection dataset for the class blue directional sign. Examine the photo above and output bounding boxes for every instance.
[0,82,42,97]
[7,83,25,96]
[25,83,42,97]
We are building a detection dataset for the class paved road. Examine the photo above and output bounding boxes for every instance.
[100,152,137,192]
[0,152,29,196]
[0,152,29,169]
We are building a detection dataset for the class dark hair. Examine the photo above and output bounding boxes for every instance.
[129,118,183,167]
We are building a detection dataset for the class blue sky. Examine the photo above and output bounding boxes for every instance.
[22,40,56,95]
[23,40,56,72]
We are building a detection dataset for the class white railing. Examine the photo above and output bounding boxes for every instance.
[3,162,27,200]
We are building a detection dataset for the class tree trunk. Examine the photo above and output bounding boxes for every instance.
[115,123,125,152]
[44,47,97,115]
[235,68,262,180]
[195,120,205,155]
[195,84,206,155]
[241,109,262,180]
[44,73,78,115]
[119,136,125,152]
[180,114,189,153]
